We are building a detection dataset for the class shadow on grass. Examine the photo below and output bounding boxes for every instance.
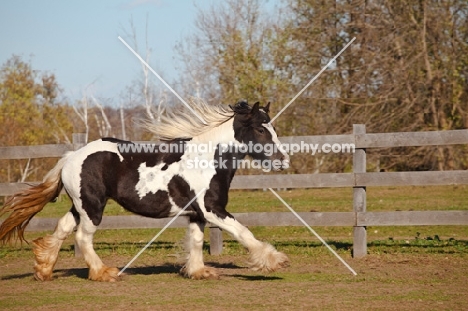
[122,261,245,276]
[0,264,180,281]
[1,272,35,281]
[205,262,244,269]
[368,238,468,253]
[276,240,353,250]
[0,263,283,282]
[229,274,283,281]
[1,267,90,281]
[93,240,177,251]
[225,238,468,253]
[223,240,354,251]
[122,263,180,276]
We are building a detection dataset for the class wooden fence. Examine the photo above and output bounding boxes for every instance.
[1,125,467,258]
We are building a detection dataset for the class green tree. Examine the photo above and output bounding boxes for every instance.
[0,55,73,182]
[0,56,42,146]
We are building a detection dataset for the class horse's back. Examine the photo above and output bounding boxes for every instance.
[61,138,200,222]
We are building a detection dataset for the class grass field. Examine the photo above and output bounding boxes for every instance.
[1,185,467,310]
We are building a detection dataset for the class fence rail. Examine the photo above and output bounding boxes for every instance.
[1,126,467,258]
[2,171,468,196]
[23,210,468,232]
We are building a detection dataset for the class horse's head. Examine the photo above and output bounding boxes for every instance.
[230,100,290,171]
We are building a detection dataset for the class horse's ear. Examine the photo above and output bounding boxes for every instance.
[230,100,251,114]
[251,102,260,114]
[264,102,270,113]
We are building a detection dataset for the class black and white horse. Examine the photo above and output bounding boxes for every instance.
[0,100,290,281]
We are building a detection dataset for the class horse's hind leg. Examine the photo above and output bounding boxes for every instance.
[33,211,76,281]
[180,222,219,279]
[75,218,119,282]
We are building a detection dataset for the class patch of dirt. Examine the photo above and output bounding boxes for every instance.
[1,252,467,310]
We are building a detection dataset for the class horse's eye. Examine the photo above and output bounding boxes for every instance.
[257,128,265,134]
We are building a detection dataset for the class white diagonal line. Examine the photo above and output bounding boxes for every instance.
[118,36,207,125]
[270,37,356,124]
[118,188,207,276]
[268,188,357,276]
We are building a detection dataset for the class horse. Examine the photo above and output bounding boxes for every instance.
[0,99,290,282]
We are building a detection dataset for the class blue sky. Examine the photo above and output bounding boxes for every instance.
[0,0,220,103]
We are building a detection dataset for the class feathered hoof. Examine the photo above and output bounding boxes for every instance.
[248,243,290,272]
[32,236,60,281]
[89,266,120,282]
[34,270,53,281]
[180,265,220,280]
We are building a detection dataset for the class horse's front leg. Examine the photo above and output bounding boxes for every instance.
[180,222,219,279]
[204,213,290,272]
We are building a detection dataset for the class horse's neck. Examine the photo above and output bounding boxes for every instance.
[190,118,244,187]
[191,118,237,145]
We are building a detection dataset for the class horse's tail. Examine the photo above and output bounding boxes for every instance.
[0,152,73,244]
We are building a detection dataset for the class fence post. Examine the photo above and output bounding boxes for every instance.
[353,124,367,258]
[72,133,86,258]
[209,226,223,255]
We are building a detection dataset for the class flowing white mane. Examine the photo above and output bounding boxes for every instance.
[143,98,235,140]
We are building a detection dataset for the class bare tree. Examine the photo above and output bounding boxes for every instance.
[92,97,112,137]
[119,101,127,140]
[273,0,468,171]
[18,159,37,182]
[119,15,172,136]
[175,0,281,105]
[73,95,89,143]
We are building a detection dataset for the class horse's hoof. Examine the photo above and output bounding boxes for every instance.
[181,266,219,280]
[34,271,53,281]
[89,266,120,282]
[248,243,290,272]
